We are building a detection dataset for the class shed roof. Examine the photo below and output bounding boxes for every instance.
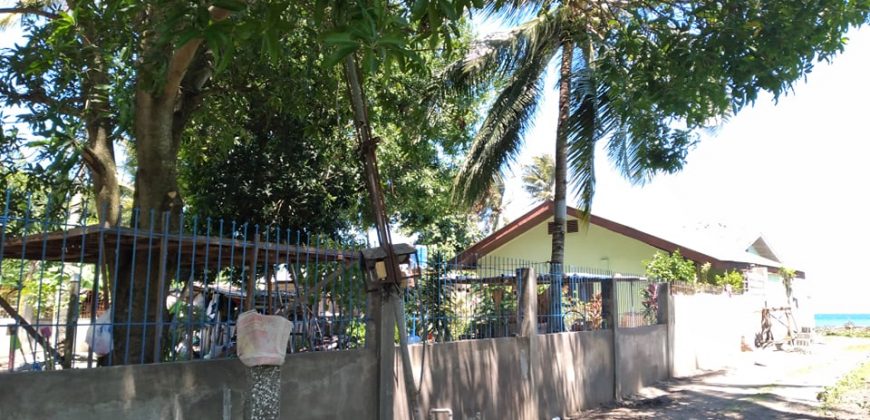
[0,225,358,267]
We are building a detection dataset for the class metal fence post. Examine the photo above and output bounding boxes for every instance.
[611,277,621,401]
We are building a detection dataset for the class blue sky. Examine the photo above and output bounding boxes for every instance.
[485,23,870,313]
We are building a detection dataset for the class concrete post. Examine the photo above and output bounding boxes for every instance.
[247,366,281,420]
[610,277,621,401]
[378,289,396,420]
[516,267,538,419]
[516,267,537,338]
[663,283,675,379]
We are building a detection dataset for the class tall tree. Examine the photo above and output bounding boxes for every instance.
[0,0,287,363]
[444,1,869,331]
[521,154,554,203]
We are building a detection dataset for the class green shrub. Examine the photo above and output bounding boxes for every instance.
[713,270,744,293]
[644,250,696,283]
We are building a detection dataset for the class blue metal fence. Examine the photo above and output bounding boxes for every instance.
[401,256,664,343]
[0,189,666,372]
[0,191,367,372]
[401,256,531,343]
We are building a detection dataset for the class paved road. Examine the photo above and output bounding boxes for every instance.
[581,336,870,419]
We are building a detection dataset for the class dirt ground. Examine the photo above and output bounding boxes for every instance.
[581,335,870,419]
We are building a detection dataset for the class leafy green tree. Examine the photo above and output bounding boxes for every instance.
[2,0,483,366]
[644,250,697,283]
[522,154,554,203]
[178,20,361,236]
[442,0,869,331]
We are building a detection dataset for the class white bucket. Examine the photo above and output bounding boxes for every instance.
[236,310,293,367]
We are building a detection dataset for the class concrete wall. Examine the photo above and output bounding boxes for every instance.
[482,216,660,275]
[671,293,758,377]
[616,325,668,393]
[394,327,665,420]
[0,349,377,420]
[2,297,717,420]
[393,336,535,420]
[534,330,614,418]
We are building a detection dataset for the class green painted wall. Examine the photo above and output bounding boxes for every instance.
[480,216,662,275]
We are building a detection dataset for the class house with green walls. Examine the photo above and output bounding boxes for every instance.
[456,201,805,297]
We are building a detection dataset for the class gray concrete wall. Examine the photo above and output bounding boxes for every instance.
[616,324,668,395]
[534,330,614,418]
[393,336,534,420]
[2,316,679,420]
[0,349,377,420]
[394,327,667,420]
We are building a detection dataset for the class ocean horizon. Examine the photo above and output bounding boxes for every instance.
[815,313,870,327]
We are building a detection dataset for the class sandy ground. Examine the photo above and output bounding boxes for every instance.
[582,335,870,419]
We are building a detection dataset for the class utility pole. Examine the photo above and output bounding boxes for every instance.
[343,55,423,420]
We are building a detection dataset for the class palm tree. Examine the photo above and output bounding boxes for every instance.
[443,10,617,332]
[522,154,555,203]
[442,6,692,332]
[476,175,507,234]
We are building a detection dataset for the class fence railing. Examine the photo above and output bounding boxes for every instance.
[401,257,531,343]
[401,258,663,343]
[1,189,667,372]
[1,192,367,372]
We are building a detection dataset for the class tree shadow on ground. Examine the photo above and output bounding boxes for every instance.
[582,384,830,419]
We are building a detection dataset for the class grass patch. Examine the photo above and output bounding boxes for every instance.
[817,359,870,414]
[822,328,870,339]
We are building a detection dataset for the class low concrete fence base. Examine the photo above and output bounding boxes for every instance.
[0,349,377,420]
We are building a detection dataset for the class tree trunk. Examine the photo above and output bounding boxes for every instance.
[85,123,120,227]
[109,87,184,365]
[550,41,573,333]
[94,6,227,365]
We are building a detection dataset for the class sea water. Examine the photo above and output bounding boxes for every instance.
[814,313,870,327]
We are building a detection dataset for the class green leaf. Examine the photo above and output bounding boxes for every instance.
[323,31,357,46]
[411,0,429,19]
[324,44,359,68]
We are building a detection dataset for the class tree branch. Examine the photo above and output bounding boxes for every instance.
[161,6,230,101]
[0,84,80,115]
[0,7,59,20]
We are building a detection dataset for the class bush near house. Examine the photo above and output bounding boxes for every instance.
[644,250,696,283]
[712,270,744,294]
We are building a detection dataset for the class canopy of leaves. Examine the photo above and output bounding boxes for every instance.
[179,2,485,246]
[443,1,870,210]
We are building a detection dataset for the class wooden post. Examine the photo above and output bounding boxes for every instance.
[62,276,80,368]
